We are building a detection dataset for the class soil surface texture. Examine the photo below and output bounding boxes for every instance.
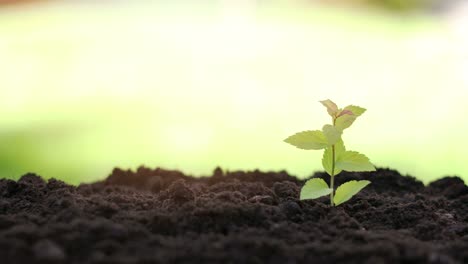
[0,167,467,264]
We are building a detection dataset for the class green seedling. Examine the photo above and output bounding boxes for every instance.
[284,99,376,206]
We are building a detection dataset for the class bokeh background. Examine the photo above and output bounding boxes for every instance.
[0,0,467,184]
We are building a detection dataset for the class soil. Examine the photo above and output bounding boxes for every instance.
[0,167,467,264]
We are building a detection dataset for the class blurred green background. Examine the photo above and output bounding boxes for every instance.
[0,0,467,184]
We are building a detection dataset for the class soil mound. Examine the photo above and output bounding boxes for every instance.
[0,167,467,263]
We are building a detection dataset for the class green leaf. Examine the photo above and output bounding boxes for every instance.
[334,180,370,206]
[320,99,339,117]
[336,109,353,117]
[322,147,333,176]
[321,139,346,176]
[322,125,342,145]
[335,151,376,172]
[322,147,339,176]
[284,130,328,150]
[335,114,357,131]
[300,178,333,200]
[343,105,366,116]
[334,139,346,157]
[334,105,366,131]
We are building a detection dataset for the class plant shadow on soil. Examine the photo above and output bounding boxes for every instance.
[0,167,467,264]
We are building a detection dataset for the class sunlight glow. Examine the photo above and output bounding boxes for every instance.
[0,1,466,183]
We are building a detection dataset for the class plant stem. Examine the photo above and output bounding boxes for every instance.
[330,116,336,206]
[330,144,335,206]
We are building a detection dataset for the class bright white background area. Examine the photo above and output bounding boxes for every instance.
[0,1,466,183]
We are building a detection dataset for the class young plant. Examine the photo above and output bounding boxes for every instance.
[284,99,376,206]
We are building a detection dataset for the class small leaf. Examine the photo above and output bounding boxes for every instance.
[300,178,333,200]
[334,180,370,206]
[335,114,357,131]
[321,139,345,176]
[337,109,353,117]
[334,139,346,157]
[322,147,340,176]
[343,105,366,116]
[322,124,342,145]
[322,147,333,176]
[284,130,328,150]
[320,99,339,117]
[335,151,376,172]
[334,105,366,131]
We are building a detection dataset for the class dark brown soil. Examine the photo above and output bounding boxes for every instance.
[0,167,467,264]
